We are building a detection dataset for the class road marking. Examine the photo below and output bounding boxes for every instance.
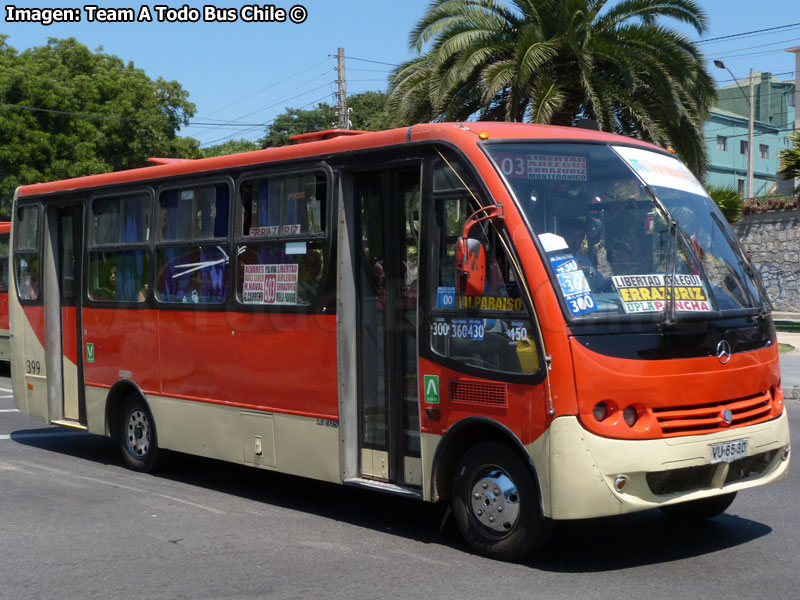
[0,408,20,412]
[0,431,89,440]
[0,387,13,392]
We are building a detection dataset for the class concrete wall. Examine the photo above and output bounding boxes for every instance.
[733,209,800,312]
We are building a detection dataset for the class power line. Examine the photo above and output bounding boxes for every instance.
[340,54,401,67]
[707,36,800,57]
[199,92,336,148]
[697,23,800,44]
[199,58,331,120]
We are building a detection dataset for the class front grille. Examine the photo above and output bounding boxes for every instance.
[449,379,507,407]
[652,391,773,437]
[725,450,778,484]
[646,450,777,495]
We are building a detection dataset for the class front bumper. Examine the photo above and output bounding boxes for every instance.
[536,409,790,520]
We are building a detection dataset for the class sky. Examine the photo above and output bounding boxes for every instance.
[2,0,799,149]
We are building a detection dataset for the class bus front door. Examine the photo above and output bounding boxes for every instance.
[354,168,422,487]
[42,204,86,425]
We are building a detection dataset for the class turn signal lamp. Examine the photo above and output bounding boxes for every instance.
[614,476,628,492]
[479,131,489,140]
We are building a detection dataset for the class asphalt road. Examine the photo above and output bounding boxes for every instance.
[1,365,799,600]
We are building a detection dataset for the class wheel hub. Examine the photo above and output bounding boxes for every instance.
[126,409,150,457]
[469,468,520,533]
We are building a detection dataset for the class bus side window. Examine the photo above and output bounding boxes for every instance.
[429,195,540,375]
[14,205,41,302]
[0,233,9,292]
[155,183,230,305]
[236,172,327,307]
[88,194,151,303]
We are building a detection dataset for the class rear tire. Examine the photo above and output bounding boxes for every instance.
[659,492,736,520]
[451,441,551,561]
[119,394,160,473]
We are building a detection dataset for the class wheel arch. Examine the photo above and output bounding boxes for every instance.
[105,379,149,441]
[431,417,542,506]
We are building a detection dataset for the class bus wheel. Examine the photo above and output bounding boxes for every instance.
[119,395,160,473]
[451,441,550,561]
[659,492,737,521]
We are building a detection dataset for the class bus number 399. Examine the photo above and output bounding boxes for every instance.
[25,360,41,375]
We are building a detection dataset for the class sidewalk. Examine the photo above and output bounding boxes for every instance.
[775,312,800,401]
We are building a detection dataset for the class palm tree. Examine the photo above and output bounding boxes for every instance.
[388,0,716,176]
[779,131,800,193]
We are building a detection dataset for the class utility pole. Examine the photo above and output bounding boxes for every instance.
[747,68,755,200]
[335,47,348,130]
[787,46,800,191]
[713,60,756,199]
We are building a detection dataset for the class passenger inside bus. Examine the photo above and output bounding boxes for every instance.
[95,265,117,300]
[559,216,605,290]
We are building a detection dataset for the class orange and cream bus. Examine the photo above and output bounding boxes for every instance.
[10,123,790,560]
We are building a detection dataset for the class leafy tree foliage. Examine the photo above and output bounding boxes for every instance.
[705,184,742,223]
[259,91,400,148]
[0,36,199,217]
[201,139,261,157]
[260,103,336,148]
[387,0,716,177]
[779,131,800,194]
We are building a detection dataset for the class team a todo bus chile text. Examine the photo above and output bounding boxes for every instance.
[4,4,304,25]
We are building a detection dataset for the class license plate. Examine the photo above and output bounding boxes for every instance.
[710,439,748,464]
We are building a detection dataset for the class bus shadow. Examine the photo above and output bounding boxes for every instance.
[11,429,772,568]
[528,510,771,571]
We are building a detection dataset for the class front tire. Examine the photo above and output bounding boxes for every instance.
[659,492,736,520]
[451,441,551,561]
[119,394,160,473]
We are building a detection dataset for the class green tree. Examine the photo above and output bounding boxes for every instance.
[388,0,715,176]
[779,131,800,194]
[0,36,199,217]
[259,92,399,147]
[348,91,403,131]
[705,184,742,224]
[201,139,261,158]
[260,103,337,148]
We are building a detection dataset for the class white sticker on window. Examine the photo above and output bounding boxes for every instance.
[242,263,298,305]
[285,241,307,255]
[613,146,706,197]
[611,273,711,314]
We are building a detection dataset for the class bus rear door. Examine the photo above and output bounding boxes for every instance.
[43,203,86,425]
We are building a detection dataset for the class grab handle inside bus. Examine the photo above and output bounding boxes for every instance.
[456,204,504,296]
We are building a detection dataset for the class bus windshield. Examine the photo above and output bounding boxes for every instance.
[484,142,768,321]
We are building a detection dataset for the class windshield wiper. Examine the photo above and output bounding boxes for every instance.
[642,187,680,327]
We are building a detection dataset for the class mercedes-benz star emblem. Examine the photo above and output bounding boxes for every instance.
[721,408,733,425]
[717,340,732,364]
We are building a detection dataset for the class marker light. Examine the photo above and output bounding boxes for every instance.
[614,476,628,492]
[593,402,609,422]
[479,131,489,140]
[783,445,791,461]
[623,406,638,427]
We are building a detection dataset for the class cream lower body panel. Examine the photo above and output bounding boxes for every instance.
[84,386,341,484]
[531,410,791,520]
[0,330,10,362]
